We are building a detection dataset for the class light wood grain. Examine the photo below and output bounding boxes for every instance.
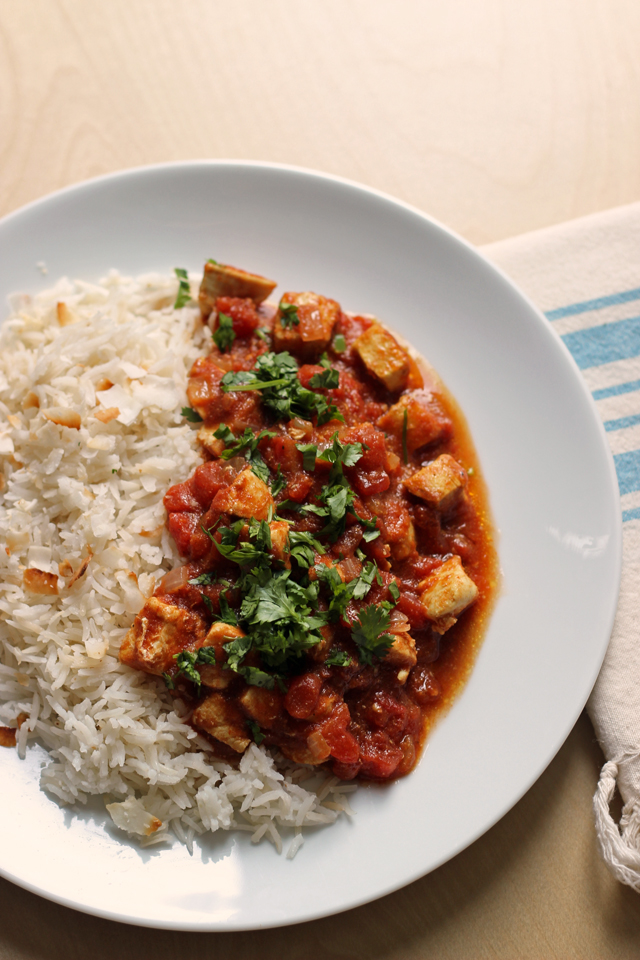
[1,0,640,956]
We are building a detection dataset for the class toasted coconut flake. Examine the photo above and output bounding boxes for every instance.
[56,302,77,326]
[94,406,120,424]
[58,559,74,578]
[16,712,29,728]
[42,407,81,430]
[23,568,59,595]
[67,552,92,587]
[23,391,40,410]
[95,377,113,392]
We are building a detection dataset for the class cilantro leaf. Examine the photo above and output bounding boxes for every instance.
[351,603,395,665]
[173,650,202,688]
[213,425,275,484]
[325,649,353,667]
[332,334,347,353]
[213,312,236,352]
[256,326,271,342]
[174,268,192,309]
[318,433,363,471]
[221,351,344,425]
[309,367,340,389]
[289,530,324,567]
[296,442,317,472]
[279,302,300,328]
[247,719,265,744]
[181,406,203,423]
[270,465,287,497]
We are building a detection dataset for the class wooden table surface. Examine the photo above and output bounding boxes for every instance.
[2,1,640,956]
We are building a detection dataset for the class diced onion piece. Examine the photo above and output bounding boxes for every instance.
[158,565,192,593]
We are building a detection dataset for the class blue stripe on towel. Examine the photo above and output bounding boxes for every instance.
[546,288,640,520]
[592,378,640,401]
[561,315,640,370]
[545,286,640,321]
[604,412,640,433]
[613,449,640,496]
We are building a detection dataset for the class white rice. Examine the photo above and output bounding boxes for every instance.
[0,270,354,856]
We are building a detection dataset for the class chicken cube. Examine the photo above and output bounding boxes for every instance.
[192,693,251,752]
[419,556,478,633]
[404,454,468,512]
[353,323,410,391]
[119,597,206,675]
[377,390,452,452]
[272,291,340,361]
[390,518,417,562]
[279,735,331,766]
[212,468,274,520]
[385,632,417,670]
[238,687,284,729]
[198,622,245,690]
[199,260,276,319]
[196,423,225,457]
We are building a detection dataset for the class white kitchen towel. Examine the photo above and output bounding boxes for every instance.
[481,203,640,890]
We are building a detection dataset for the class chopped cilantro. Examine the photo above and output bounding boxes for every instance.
[247,719,265,744]
[207,258,218,265]
[256,326,271,342]
[308,367,340,389]
[220,351,343,426]
[325,649,353,667]
[270,465,287,497]
[213,425,274,484]
[351,603,395,665]
[172,647,218,689]
[174,268,192,309]
[332,334,347,353]
[213,312,236,352]
[316,559,378,620]
[162,671,175,690]
[289,530,324,567]
[318,433,363,470]
[181,406,203,423]
[296,442,317,472]
[296,433,372,541]
[279,302,300,328]
[388,580,400,602]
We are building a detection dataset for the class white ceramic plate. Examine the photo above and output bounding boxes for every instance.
[0,162,621,930]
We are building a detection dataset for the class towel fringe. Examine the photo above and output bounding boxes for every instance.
[594,759,640,891]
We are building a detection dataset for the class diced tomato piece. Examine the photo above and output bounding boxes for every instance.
[325,728,360,764]
[215,297,260,338]
[192,461,228,508]
[321,702,360,764]
[397,591,430,630]
[357,730,403,779]
[284,672,323,719]
[284,473,314,503]
[164,478,200,514]
[167,512,200,556]
[342,423,390,496]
